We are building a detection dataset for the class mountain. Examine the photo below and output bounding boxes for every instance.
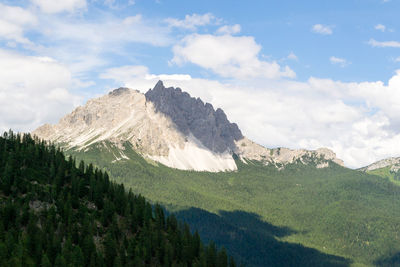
[359,157,400,173]
[33,81,343,172]
[0,132,235,267]
[31,82,400,267]
[359,157,400,184]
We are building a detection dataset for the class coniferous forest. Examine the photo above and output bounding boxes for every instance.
[0,131,235,267]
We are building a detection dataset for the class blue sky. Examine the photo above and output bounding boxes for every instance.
[135,0,400,82]
[1,0,400,168]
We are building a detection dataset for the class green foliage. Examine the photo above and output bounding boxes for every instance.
[366,166,400,185]
[68,141,400,267]
[0,132,233,267]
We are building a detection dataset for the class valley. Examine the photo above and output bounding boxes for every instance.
[67,141,400,267]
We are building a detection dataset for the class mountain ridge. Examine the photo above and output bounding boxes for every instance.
[359,156,400,173]
[358,156,400,184]
[33,81,344,172]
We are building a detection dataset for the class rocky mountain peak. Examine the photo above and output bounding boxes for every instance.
[145,81,243,154]
[33,81,344,172]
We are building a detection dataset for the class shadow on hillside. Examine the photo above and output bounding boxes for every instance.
[174,208,351,267]
[374,252,400,267]
[219,210,297,238]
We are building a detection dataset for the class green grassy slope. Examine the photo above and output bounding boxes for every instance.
[365,166,400,186]
[68,142,400,267]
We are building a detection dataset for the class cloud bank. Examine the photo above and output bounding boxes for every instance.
[172,34,295,79]
[0,49,81,133]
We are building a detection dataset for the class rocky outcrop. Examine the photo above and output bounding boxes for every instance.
[145,81,243,154]
[235,137,344,168]
[359,157,400,173]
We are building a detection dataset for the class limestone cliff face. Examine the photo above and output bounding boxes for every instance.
[33,81,344,172]
[235,138,344,169]
[145,81,243,154]
[34,87,185,157]
[359,157,400,173]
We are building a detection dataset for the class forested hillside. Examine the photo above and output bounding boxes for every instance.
[0,132,235,267]
[67,141,400,267]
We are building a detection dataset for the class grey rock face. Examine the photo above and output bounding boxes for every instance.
[145,81,243,153]
[109,87,130,96]
[359,157,400,172]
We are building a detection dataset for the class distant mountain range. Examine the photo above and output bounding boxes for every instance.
[33,81,343,172]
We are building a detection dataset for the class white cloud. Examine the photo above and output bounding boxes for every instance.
[100,65,150,83]
[104,0,135,9]
[40,14,171,48]
[100,65,192,91]
[29,13,172,79]
[0,49,81,133]
[0,3,37,44]
[311,24,333,35]
[171,34,295,79]
[216,24,241,35]
[375,24,386,32]
[30,0,87,14]
[368,39,400,48]
[395,57,400,62]
[146,74,192,81]
[287,52,298,61]
[330,56,350,67]
[104,0,117,8]
[165,13,216,30]
[100,65,192,86]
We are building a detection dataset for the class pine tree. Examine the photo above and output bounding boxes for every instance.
[206,241,217,267]
[229,256,236,267]
[103,232,117,267]
[217,247,228,267]
[41,254,51,267]
[0,133,236,267]
[0,242,7,266]
[1,160,13,195]
[72,246,84,267]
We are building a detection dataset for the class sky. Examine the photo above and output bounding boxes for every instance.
[1,0,400,168]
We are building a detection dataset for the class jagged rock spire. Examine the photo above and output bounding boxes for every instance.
[145,81,243,153]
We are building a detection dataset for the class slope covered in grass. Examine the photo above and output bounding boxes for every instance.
[364,166,400,186]
[68,142,400,267]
